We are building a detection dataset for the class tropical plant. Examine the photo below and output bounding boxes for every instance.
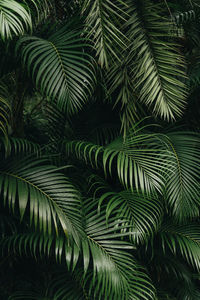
[0,0,200,299]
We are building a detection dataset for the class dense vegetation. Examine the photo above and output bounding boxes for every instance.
[0,0,200,299]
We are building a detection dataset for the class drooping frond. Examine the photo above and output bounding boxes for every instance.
[0,137,40,157]
[0,0,32,40]
[82,0,127,68]
[64,124,169,195]
[98,189,163,244]
[1,196,156,300]
[0,157,82,244]
[126,0,188,120]
[107,62,140,137]
[158,222,200,271]
[17,24,96,114]
[82,197,155,300]
[164,131,200,221]
[26,0,51,23]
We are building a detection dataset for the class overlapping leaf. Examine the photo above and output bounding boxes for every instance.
[126,0,188,120]
[17,25,95,114]
[0,158,82,244]
[158,223,200,271]
[164,132,200,221]
[82,0,127,68]
[82,197,155,300]
[0,0,32,40]
[64,125,169,194]
[99,189,163,244]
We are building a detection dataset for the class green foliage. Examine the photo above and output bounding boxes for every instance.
[17,24,96,114]
[0,0,32,40]
[0,0,200,299]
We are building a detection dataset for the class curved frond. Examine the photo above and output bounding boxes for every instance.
[164,131,200,221]
[0,157,82,244]
[126,0,188,120]
[82,0,127,68]
[108,62,140,137]
[83,197,155,300]
[17,25,95,114]
[99,189,163,244]
[64,125,169,194]
[26,0,51,23]
[0,137,40,157]
[0,0,32,40]
[158,222,200,271]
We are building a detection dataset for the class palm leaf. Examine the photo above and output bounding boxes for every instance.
[16,24,95,114]
[126,0,188,120]
[0,0,32,40]
[64,124,169,195]
[82,0,127,68]
[0,157,82,244]
[107,62,140,137]
[164,131,200,221]
[98,189,163,244]
[0,137,40,157]
[26,0,51,23]
[1,199,155,299]
[82,197,155,300]
[158,222,200,271]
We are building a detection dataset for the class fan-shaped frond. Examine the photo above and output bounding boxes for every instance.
[0,137,40,157]
[64,125,169,194]
[99,189,163,244]
[1,198,155,300]
[126,0,188,120]
[83,197,155,300]
[17,24,95,114]
[164,131,200,221]
[158,223,200,271]
[0,157,82,244]
[82,0,127,68]
[0,0,32,40]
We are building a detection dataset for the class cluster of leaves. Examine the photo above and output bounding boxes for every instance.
[0,0,200,299]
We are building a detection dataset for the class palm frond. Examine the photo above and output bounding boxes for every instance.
[0,137,40,157]
[164,131,200,221]
[0,157,82,244]
[16,24,95,114]
[0,0,32,40]
[158,222,200,271]
[64,124,169,195]
[126,0,188,120]
[82,197,155,300]
[26,0,51,23]
[107,62,140,137]
[82,0,127,68]
[99,189,163,244]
